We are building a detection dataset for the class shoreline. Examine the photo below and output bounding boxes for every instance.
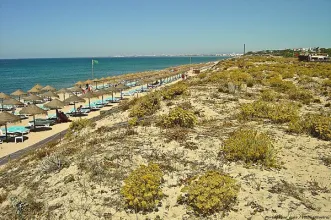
[0,60,221,160]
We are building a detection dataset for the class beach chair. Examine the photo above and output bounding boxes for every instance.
[105,97,120,103]
[66,108,90,117]
[28,119,55,128]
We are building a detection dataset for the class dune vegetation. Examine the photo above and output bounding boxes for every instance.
[1,56,331,219]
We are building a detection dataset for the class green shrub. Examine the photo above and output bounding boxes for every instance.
[158,107,197,128]
[222,129,277,167]
[260,89,280,102]
[198,72,207,79]
[178,171,239,216]
[239,101,299,123]
[128,117,138,127]
[129,93,161,118]
[267,77,296,92]
[121,163,164,212]
[288,114,331,141]
[161,82,188,100]
[65,118,94,138]
[288,89,313,104]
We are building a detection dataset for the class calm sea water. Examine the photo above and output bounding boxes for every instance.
[0,56,227,94]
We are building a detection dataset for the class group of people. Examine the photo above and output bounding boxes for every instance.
[81,84,93,94]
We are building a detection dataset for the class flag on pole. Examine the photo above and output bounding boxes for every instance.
[92,59,99,65]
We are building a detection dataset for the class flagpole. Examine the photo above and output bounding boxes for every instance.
[92,59,94,78]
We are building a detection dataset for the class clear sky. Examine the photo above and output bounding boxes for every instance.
[0,0,330,58]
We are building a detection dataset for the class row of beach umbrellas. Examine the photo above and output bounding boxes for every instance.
[0,69,183,142]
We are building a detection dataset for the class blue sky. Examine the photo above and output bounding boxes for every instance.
[0,0,330,58]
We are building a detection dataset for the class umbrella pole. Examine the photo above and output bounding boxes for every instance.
[74,103,76,114]
[121,89,123,100]
[33,115,36,130]
[102,95,104,104]
[5,124,8,142]
[89,98,91,109]
[112,92,114,102]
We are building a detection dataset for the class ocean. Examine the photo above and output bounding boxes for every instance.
[0,56,227,94]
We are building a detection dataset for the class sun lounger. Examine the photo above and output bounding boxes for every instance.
[28,119,55,127]
[14,112,29,119]
[83,104,101,111]
[105,97,120,103]
[1,126,30,143]
[66,108,90,117]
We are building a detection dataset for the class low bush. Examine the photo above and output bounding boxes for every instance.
[121,163,164,212]
[288,114,331,141]
[65,118,94,138]
[129,92,161,118]
[239,101,299,123]
[161,82,188,100]
[178,171,239,216]
[198,72,207,79]
[157,107,197,128]
[222,129,277,167]
[288,88,313,104]
[267,77,296,93]
[260,89,280,102]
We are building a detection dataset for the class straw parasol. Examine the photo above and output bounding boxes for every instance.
[0,112,21,142]
[27,87,41,94]
[93,78,100,89]
[20,104,47,129]
[40,91,59,99]
[0,92,11,111]
[94,90,108,104]
[63,95,85,113]
[70,86,83,94]
[75,81,85,86]
[3,98,24,106]
[116,84,129,100]
[44,99,65,118]
[0,92,11,100]
[85,79,93,85]
[11,89,27,101]
[24,94,43,104]
[57,88,71,100]
[44,99,65,110]
[107,87,119,101]
[41,85,57,92]
[80,92,97,109]
[32,84,43,90]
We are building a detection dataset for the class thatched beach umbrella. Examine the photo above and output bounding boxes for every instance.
[0,92,11,111]
[75,81,85,87]
[44,99,65,110]
[20,104,47,129]
[93,78,100,89]
[70,86,83,95]
[3,98,24,106]
[57,88,71,100]
[32,84,43,90]
[41,85,57,92]
[24,94,43,104]
[107,87,118,101]
[0,112,21,142]
[40,91,59,99]
[80,92,97,109]
[116,84,129,100]
[94,90,108,104]
[27,87,40,94]
[63,95,85,113]
[11,89,27,101]
[44,99,65,118]
[85,79,93,85]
